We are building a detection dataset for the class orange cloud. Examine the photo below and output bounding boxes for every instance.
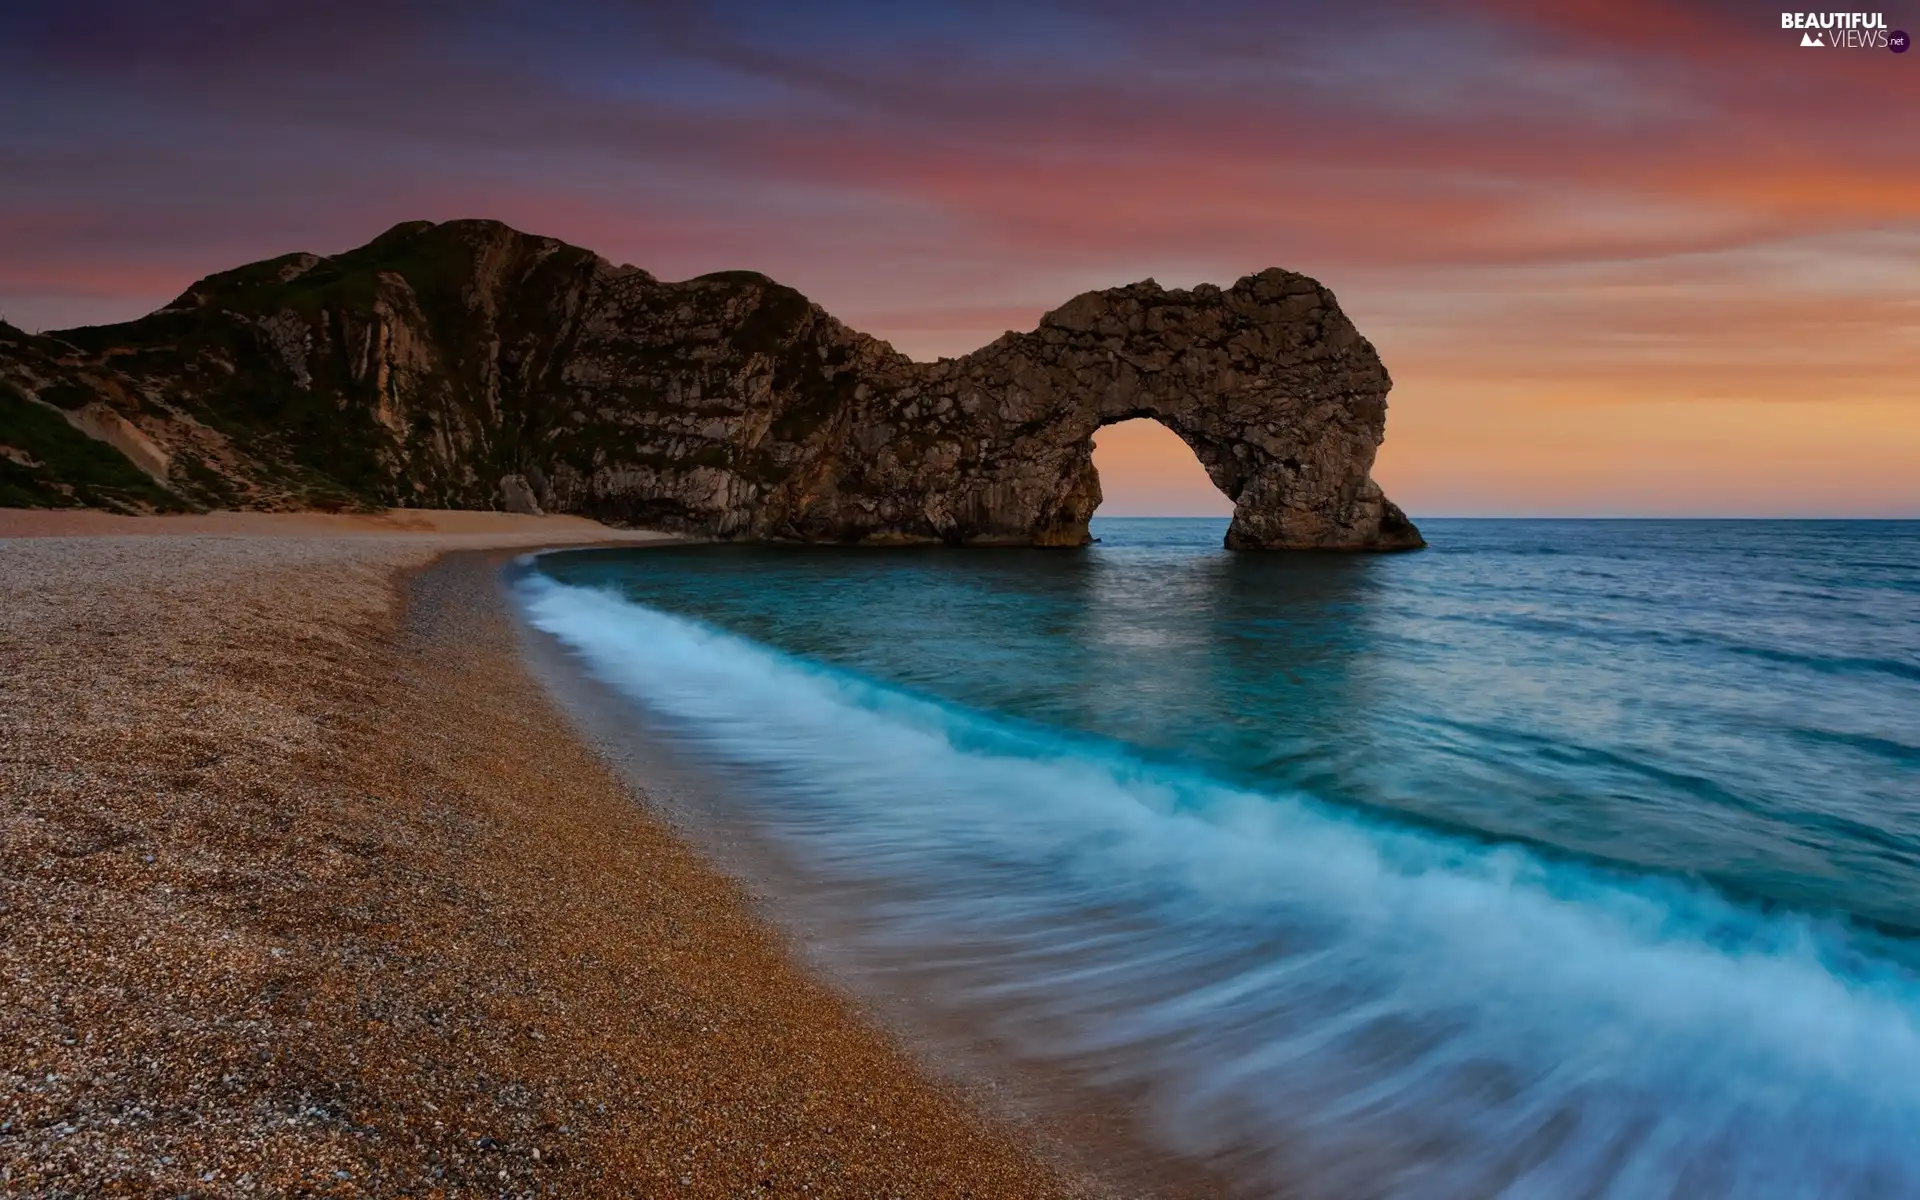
[2,0,1914,513]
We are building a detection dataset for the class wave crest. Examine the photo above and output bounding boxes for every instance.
[519,574,1920,1198]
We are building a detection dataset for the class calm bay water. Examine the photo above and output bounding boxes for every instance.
[520,518,1920,1197]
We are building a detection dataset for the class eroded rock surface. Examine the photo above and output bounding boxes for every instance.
[0,219,1420,549]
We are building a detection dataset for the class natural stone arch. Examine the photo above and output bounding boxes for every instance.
[1,219,1420,551]
[500,236,1421,551]
[839,268,1424,551]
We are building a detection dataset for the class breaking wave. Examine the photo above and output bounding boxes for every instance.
[518,573,1920,1198]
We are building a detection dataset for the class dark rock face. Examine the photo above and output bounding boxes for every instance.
[0,219,1420,549]
[498,474,544,516]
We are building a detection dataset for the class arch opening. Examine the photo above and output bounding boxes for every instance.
[1089,418,1234,518]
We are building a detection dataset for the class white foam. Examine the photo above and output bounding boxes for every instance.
[520,575,1920,1197]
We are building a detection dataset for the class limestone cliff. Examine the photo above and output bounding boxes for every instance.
[0,219,1421,549]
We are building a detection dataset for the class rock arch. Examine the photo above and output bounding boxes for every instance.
[785,267,1425,550]
[1,219,1422,551]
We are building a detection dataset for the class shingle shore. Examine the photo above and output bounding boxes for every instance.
[0,515,1107,1198]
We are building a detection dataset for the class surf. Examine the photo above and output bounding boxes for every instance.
[516,570,1920,1198]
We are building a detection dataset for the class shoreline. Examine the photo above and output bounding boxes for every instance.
[508,552,1239,1199]
[0,511,1102,1196]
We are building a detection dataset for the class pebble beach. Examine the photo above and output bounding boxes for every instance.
[0,510,1101,1198]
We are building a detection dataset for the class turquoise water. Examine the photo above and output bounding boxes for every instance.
[520,518,1920,1197]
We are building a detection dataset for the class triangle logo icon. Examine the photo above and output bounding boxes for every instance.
[1800,30,1824,45]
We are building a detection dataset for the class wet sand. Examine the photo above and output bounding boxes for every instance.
[0,511,1102,1196]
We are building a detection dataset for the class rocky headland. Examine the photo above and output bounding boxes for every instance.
[0,219,1420,550]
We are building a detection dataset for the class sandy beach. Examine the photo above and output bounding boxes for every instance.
[0,511,1102,1197]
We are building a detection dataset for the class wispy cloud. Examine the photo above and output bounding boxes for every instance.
[2,0,1913,512]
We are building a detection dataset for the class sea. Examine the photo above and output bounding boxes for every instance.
[514,517,1920,1198]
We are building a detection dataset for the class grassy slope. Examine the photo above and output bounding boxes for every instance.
[0,385,182,511]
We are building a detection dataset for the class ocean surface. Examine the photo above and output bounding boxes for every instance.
[517,518,1920,1198]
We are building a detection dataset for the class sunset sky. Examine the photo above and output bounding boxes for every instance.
[2,1,1915,516]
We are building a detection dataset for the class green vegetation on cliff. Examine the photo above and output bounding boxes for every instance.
[0,386,183,511]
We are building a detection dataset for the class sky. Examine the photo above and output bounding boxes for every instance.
[2,0,1915,517]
